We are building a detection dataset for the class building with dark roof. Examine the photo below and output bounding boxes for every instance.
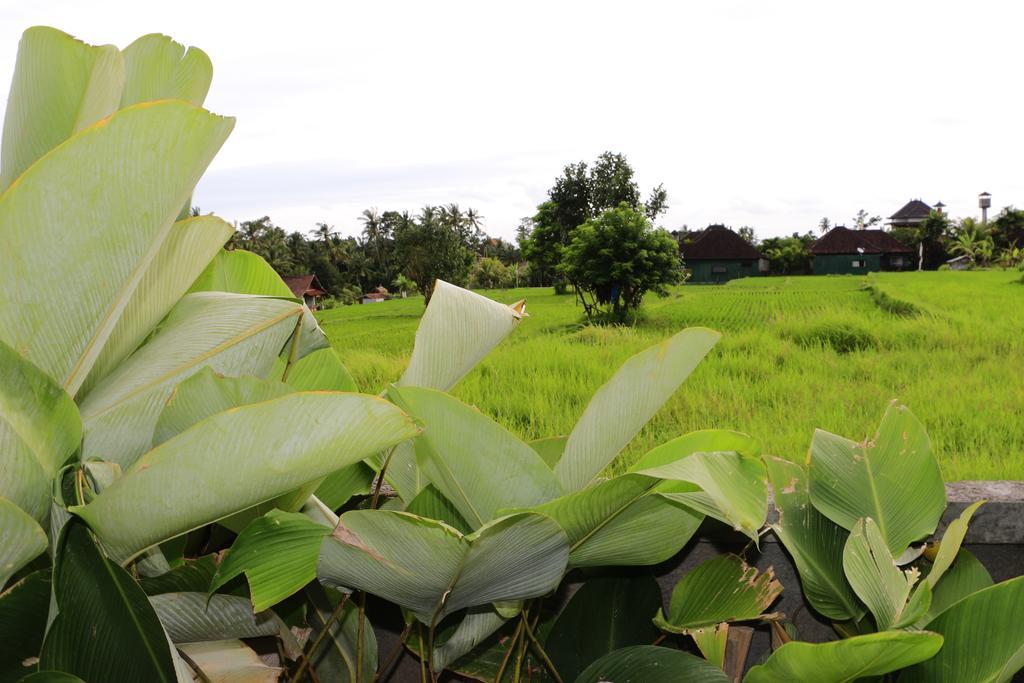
[889,199,934,230]
[810,226,915,274]
[282,274,326,309]
[681,225,768,283]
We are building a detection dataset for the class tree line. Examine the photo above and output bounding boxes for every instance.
[225,205,521,303]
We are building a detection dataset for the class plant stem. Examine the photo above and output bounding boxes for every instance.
[356,592,367,683]
[494,619,524,683]
[512,619,529,683]
[370,446,398,509]
[417,623,428,683]
[289,593,351,683]
[280,312,305,382]
[522,611,563,683]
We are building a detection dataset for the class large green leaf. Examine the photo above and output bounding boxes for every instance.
[141,555,218,596]
[640,448,767,543]
[842,517,923,630]
[546,575,662,682]
[150,592,280,643]
[0,569,50,683]
[0,100,233,395]
[406,484,473,534]
[919,549,992,626]
[152,367,292,446]
[176,640,281,683]
[654,554,782,634]
[285,348,357,392]
[899,576,1024,682]
[72,392,418,561]
[397,279,524,392]
[79,292,303,467]
[0,342,81,525]
[745,631,944,683]
[80,215,234,395]
[809,404,945,556]
[209,510,329,611]
[764,456,863,622]
[314,464,375,510]
[388,386,562,528]
[0,27,123,192]
[189,249,294,298]
[119,33,212,108]
[521,474,702,568]
[427,606,508,673]
[38,521,176,682]
[575,645,730,683]
[318,510,569,623]
[555,327,720,492]
[0,499,47,589]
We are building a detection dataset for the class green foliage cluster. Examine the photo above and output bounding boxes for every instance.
[519,152,670,295]
[559,204,682,319]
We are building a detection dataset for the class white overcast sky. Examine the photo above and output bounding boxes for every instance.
[1,1,1021,240]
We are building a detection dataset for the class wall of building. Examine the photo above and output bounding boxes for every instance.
[688,259,762,283]
[812,253,881,275]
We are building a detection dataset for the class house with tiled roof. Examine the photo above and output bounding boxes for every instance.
[681,225,768,283]
[889,199,939,230]
[810,226,915,274]
[282,274,326,309]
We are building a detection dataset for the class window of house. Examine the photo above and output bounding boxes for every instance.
[852,260,864,268]
[712,265,728,273]
[742,261,752,268]
[892,256,904,267]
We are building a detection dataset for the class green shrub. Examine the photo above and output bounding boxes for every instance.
[787,319,881,353]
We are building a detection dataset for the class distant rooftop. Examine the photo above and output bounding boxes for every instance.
[811,226,914,255]
[683,224,764,260]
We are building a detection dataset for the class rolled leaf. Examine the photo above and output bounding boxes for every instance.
[744,630,944,683]
[809,403,945,556]
[556,327,720,491]
[925,501,983,590]
[0,101,234,395]
[765,456,863,622]
[388,385,562,528]
[397,279,524,392]
[72,392,418,561]
[317,510,569,623]
[0,26,123,191]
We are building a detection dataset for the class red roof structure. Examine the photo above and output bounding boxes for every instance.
[282,274,326,298]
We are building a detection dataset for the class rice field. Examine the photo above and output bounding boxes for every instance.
[317,271,1024,480]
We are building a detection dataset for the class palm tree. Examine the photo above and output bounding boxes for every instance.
[949,228,981,265]
[818,217,831,235]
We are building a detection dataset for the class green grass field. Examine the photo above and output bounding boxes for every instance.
[316,271,1024,480]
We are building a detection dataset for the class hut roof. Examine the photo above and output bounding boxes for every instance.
[811,227,914,255]
[282,274,326,297]
[683,225,764,260]
[889,199,932,221]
